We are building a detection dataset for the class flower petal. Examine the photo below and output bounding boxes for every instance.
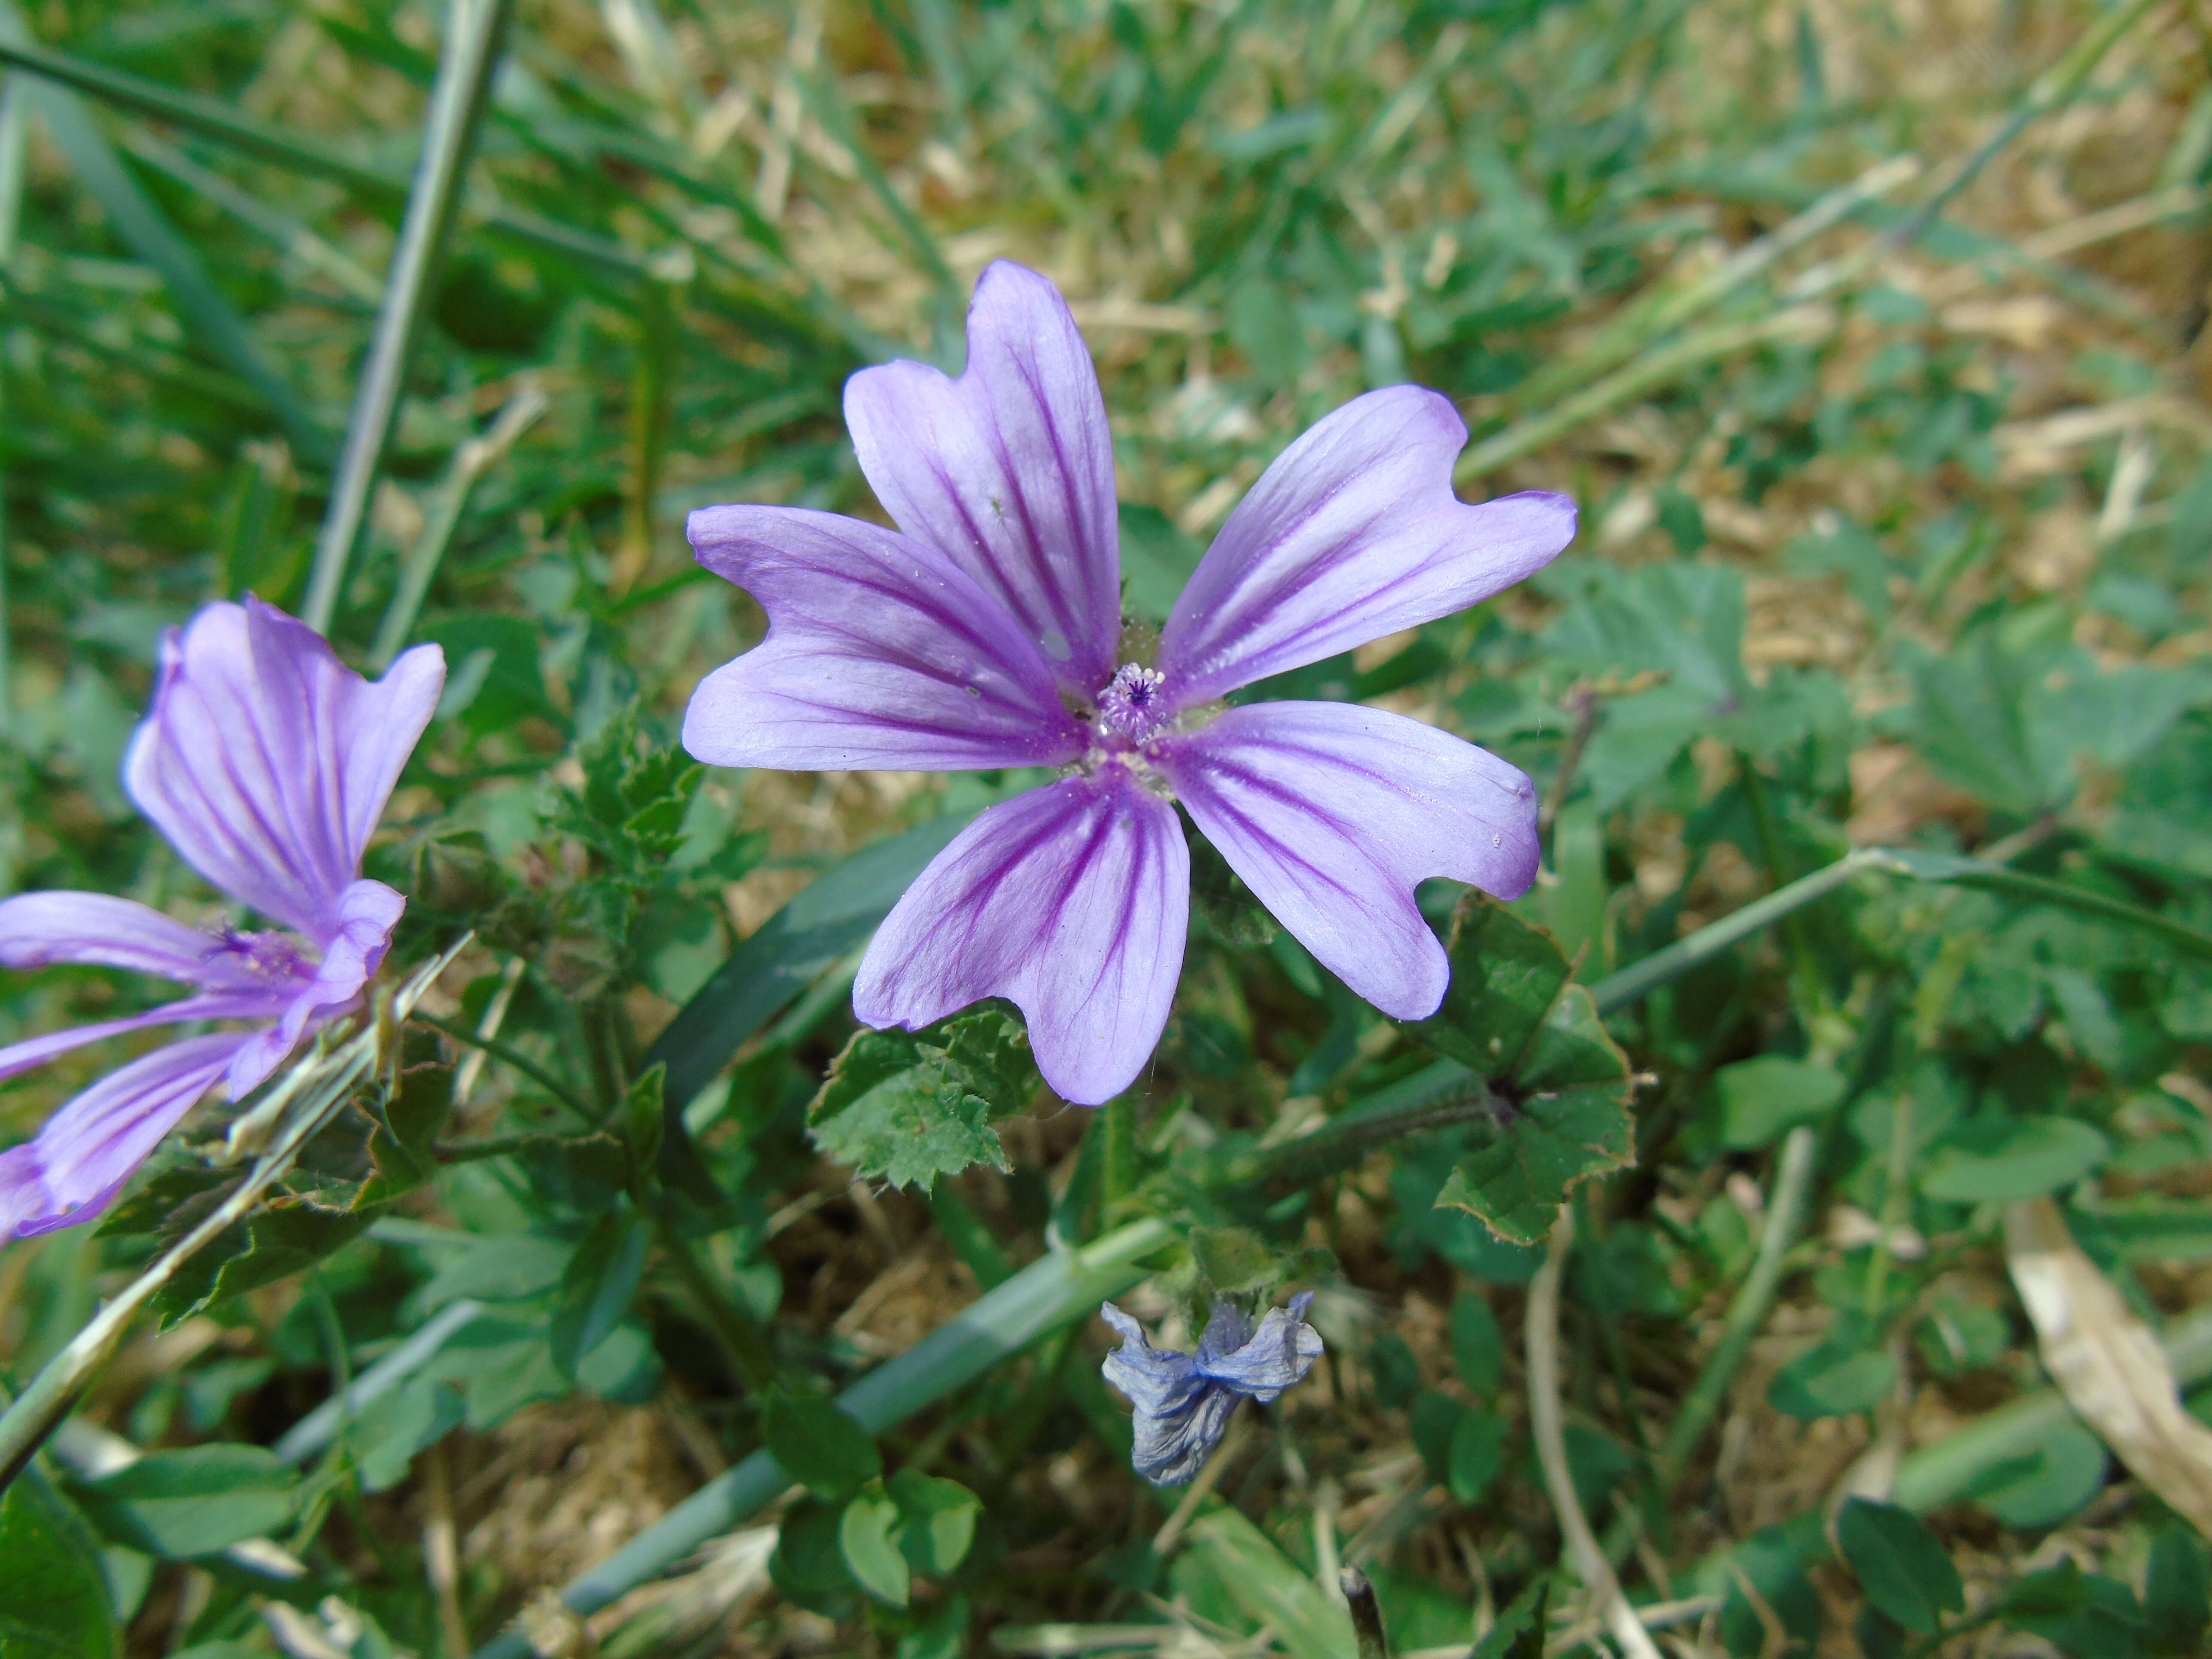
[1201,1291,1323,1403]
[225,879,404,1096]
[0,993,285,1085]
[0,1033,244,1242]
[1101,1304,1236,1486]
[0,890,268,991]
[1156,700,1539,1018]
[684,506,1085,772]
[852,769,1188,1105]
[124,599,443,944]
[845,261,1122,694]
[1157,387,1575,708]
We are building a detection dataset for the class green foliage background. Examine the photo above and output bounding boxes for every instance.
[0,0,2209,1653]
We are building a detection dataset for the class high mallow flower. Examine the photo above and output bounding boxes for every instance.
[1101,1294,1324,1485]
[0,599,443,1242]
[681,261,1576,1103]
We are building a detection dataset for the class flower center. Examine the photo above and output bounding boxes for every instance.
[203,928,311,983]
[1096,663,1167,741]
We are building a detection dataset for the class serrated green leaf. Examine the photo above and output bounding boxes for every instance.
[148,1200,377,1327]
[0,1465,119,1659]
[1837,1498,1963,1634]
[807,1010,1030,1191]
[839,1483,910,1606]
[1405,896,1572,1077]
[358,1062,455,1206]
[1435,982,1635,1245]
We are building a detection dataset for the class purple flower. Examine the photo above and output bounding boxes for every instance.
[0,599,443,1242]
[1101,1294,1325,1485]
[681,261,1575,1104]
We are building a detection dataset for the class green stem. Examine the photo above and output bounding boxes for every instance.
[369,380,547,669]
[1192,1074,1498,1188]
[301,0,514,633]
[649,1216,778,1396]
[416,1014,593,1119]
[1590,848,1890,1016]
[1655,1124,1820,1491]
[1739,756,1823,1015]
[1100,1090,1138,1210]
[471,1216,1173,1658]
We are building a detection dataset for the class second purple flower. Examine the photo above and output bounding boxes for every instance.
[682,262,1576,1104]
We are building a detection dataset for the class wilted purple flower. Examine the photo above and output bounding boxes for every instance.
[682,261,1575,1104]
[1101,1294,1325,1485]
[0,599,443,1242]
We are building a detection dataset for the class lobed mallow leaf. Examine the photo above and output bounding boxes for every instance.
[807,1009,1032,1192]
[1417,898,1635,1245]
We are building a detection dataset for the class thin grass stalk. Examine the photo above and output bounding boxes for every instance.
[1527,1207,1662,1659]
[1453,305,1835,486]
[0,944,466,1496]
[1506,154,1918,417]
[1653,1124,1820,1492]
[301,0,515,635]
[369,380,549,669]
[470,1216,1173,1659]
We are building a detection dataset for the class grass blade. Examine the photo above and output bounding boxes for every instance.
[1,3,328,461]
[302,0,516,635]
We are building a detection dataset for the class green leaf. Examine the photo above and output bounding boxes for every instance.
[894,1594,969,1659]
[1714,1056,1845,1149]
[2145,1525,2210,1656]
[808,1009,1030,1192]
[839,1483,910,1607]
[0,1465,119,1659]
[886,1469,978,1575]
[2005,1568,2145,1659]
[1768,1341,1897,1420]
[1411,898,1636,1243]
[1405,896,1572,1077]
[762,1391,881,1498]
[359,1062,455,1205]
[352,1377,467,1493]
[1468,1580,1548,1659]
[549,1211,649,1373]
[1447,1409,1506,1504]
[1434,983,1636,1245]
[1836,1498,1963,1635]
[769,1496,860,1618]
[1450,1293,1504,1395]
[1918,1117,2110,1203]
[76,1446,297,1559]
[148,1200,378,1327]
[1970,1414,2108,1529]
